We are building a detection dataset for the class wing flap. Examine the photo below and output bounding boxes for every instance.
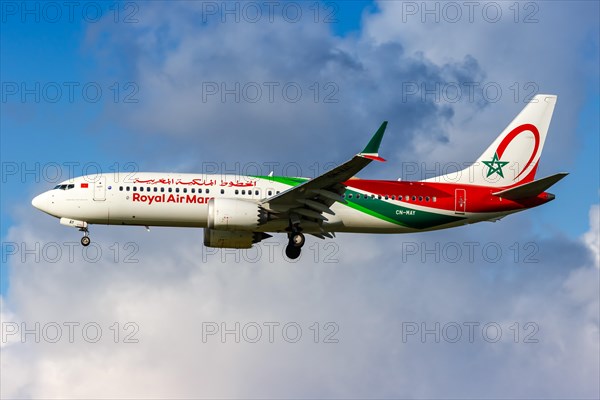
[296,198,336,215]
[293,207,329,221]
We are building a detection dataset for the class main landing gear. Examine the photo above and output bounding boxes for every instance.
[79,227,91,247]
[285,230,305,260]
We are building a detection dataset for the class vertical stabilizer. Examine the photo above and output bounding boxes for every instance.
[427,94,557,188]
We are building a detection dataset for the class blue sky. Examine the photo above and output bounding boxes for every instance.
[1,2,142,293]
[1,1,598,398]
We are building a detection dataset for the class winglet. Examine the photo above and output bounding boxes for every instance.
[359,121,388,162]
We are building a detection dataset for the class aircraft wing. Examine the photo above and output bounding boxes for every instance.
[261,122,387,232]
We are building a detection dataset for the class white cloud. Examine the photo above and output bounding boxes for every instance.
[80,1,598,185]
[83,2,496,178]
[363,0,598,174]
[2,200,598,398]
[583,204,599,268]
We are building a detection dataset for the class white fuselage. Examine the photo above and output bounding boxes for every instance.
[32,173,497,234]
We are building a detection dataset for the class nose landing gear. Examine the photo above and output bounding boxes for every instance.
[79,228,91,247]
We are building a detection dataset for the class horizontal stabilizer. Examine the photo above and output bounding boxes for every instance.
[492,173,568,200]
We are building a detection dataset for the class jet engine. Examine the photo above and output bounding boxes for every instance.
[207,198,268,230]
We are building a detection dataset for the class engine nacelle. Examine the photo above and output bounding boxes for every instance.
[203,228,271,249]
[207,198,265,231]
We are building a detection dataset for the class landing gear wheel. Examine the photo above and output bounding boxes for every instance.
[80,236,91,247]
[286,220,305,259]
[291,232,305,248]
[285,244,301,260]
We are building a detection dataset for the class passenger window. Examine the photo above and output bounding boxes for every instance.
[242,190,246,195]
[412,196,416,201]
[161,187,165,193]
[356,194,361,199]
[147,187,151,192]
[126,186,130,191]
[191,188,195,194]
[399,196,402,200]
[168,188,172,193]
[348,194,353,199]
[235,190,239,195]
[385,195,389,200]
[268,191,273,196]
[176,188,180,193]
[419,196,423,201]
[392,196,396,200]
[220,189,224,194]
[433,197,437,202]
[255,190,259,195]
[119,186,123,191]
[426,196,430,202]
[183,188,187,193]
[378,195,382,200]
[206,189,210,194]
[133,187,137,192]
[198,189,203,194]
[154,187,158,192]
[276,191,280,194]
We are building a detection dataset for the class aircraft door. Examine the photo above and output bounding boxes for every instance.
[94,176,106,201]
[454,189,466,214]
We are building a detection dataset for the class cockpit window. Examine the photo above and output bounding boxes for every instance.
[54,184,75,190]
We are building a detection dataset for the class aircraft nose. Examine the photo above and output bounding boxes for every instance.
[32,193,49,212]
[32,194,42,209]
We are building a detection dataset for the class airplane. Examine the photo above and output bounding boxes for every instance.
[32,94,567,259]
